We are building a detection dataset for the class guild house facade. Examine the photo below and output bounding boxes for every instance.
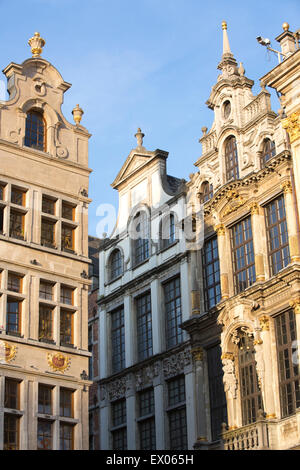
[91,22,300,450]
[0,33,92,450]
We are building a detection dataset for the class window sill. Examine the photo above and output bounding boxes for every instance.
[39,338,56,345]
[6,331,22,338]
[132,258,150,271]
[157,240,178,254]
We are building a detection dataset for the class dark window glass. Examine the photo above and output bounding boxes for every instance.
[207,345,228,441]
[167,377,187,450]
[261,139,276,167]
[223,100,231,119]
[0,185,4,200]
[61,224,74,252]
[39,281,53,301]
[60,388,73,418]
[136,293,153,361]
[239,334,263,425]
[133,212,149,266]
[11,187,25,206]
[231,216,256,294]
[7,273,22,293]
[6,299,21,333]
[225,136,239,181]
[4,414,19,450]
[265,195,290,275]
[138,388,156,450]
[0,206,4,233]
[38,385,52,415]
[111,307,125,373]
[60,310,74,345]
[112,399,127,450]
[25,111,45,151]
[42,196,55,215]
[5,379,19,409]
[37,420,52,450]
[39,305,53,341]
[275,310,300,418]
[202,237,221,310]
[161,213,177,249]
[199,181,213,204]
[62,202,75,221]
[61,286,74,305]
[9,210,24,240]
[110,249,122,280]
[60,423,74,450]
[164,277,183,349]
[41,218,56,248]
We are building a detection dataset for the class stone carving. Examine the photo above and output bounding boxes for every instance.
[259,315,270,331]
[135,362,161,390]
[102,376,129,402]
[222,356,237,398]
[163,347,192,379]
[282,112,300,143]
[254,341,265,390]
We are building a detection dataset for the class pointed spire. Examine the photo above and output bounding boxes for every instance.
[222,21,232,56]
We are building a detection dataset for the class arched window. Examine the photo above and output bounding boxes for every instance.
[132,211,149,266]
[224,136,239,181]
[161,213,177,250]
[261,138,276,167]
[199,181,213,204]
[223,100,231,119]
[25,111,45,151]
[109,249,122,281]
[237,330,263,425]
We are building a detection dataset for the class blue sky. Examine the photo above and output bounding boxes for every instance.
[0,0,299,236]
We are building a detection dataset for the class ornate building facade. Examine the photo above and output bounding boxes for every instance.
[0,34,92,450]
[92,22,300,451]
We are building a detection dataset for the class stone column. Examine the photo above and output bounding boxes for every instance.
[0,375,4,450]
[99,309,108,379]
[126,389,137,450]
[249,202,267,282]
[191,347,208,445]
[154,381,165,450]
[282,113,300,221]
[281,180,300,262]
[289,299,300,368]
[215,224,230,299]
[100,404,110,450]
[254,316,276,420]
[151,279,162,355]
[124,294,135,368]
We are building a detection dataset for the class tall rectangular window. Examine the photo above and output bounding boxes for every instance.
[111,307,125,373]
[167,376,187,450]
[38,384,52,415]
[275,310,300,418]
[7,273,23,293]
[41,218,56,248]
[60,310,74,346]
[6,299,22,334]
[164,277,183,349]
[39,305,53,341]
[60,423,74,450]
[111,399,127,450]
[60,388,74,418]
[230,216,256,294]
[62,202,75,221]
[5,379,20,410]
[4,414,20,450]
[265,195,290,276]
[61,224,75,252]
[37,420,52,450]
[202,237,221,310]
[207,344,228,441]
[136,293,153,361]
[138,388,156,450]
[9,210,24,240]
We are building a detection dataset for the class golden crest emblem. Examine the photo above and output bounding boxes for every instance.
[0,341,17,363]
[47,353,71,373]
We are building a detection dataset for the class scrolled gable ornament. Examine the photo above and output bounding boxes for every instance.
[47,352,71,373]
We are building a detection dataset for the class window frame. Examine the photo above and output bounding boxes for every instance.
[224,136,239,182]
[24,110,46,152]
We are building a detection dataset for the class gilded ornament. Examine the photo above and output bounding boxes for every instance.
[282,112,300,143]
[0,341,17,363]
[222,190,246,217]
[72,104,84,125]
[289,298,300,314]
[28,32,45,58]
[214,224,225,236]
[249,202,259,215]
[191,347,204,361]
[280,180,293,194]
[221,352,234,361]
[259,315,270,331]
[47,352,71,373]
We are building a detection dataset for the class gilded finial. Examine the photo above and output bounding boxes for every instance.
[28,32,45,58]
[72,104,84,125]
[222,20,227,30]
[135,127,145,148]
[282,22,290,32]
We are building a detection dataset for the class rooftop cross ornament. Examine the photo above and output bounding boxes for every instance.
[28,32,46,58]
[135,128,145,148]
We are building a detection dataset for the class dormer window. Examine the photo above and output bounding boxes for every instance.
[225,136,239,182]
[25,111,45,151]
[199,181,213,204]
[160,213,177,250]
[132,211,149,267]
[261,138,276,168]
[223,100,231,119]
[109,249,123,281]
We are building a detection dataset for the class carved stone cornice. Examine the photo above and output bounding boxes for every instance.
[282,112,300,143]
[162,347,192,379]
